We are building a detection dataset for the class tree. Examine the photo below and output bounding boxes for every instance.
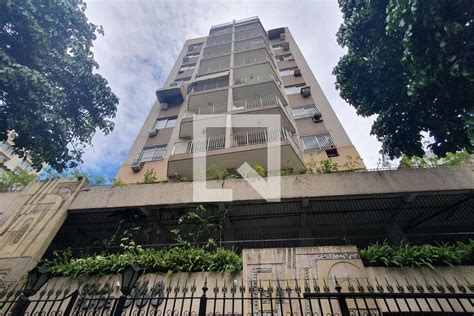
[0,0,118,171]
[334,0,474,158]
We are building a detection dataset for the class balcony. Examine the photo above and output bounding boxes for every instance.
[180,104,228,138]
[234,48,278,72]
[231,95,295,133]
[198,63,230,77]
[188,76,229,95]
[235,28,265,42]
[168,127,304,179]
[0,142,15,157]
[203,43,231,59]
[206,33,232,47]
[209,27,232,37]
[188,86,228,111]
[234,38,268,53]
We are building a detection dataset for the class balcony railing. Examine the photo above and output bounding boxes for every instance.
[234,73,278,85]
[231,128,292,147]
[209,28,232,37]
[234,40,267,53]
[189,78,229,93]
[301,132,336,151]
[203,48,231,59]
[184,104,227,118]
[235,30,265,42]
[198,63,230,76]
[0,143,15,157]
[173,135,225,155]
[234,56,272,68]
[206,39,232,47]
[233,95,283,111]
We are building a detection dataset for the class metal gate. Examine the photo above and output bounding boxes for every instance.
[1,277,473,315]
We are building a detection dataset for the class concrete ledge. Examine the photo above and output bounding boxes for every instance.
[68,166,474,211]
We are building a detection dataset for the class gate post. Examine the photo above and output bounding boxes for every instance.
[335,280,350,316]
[198,279,208,316]
[63,290,79,316]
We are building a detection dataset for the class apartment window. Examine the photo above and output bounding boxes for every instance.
[140,145,166,162]
[300,132,335,152]
[292,105,319,119]
[154,117,177,129]
[188,43,203,51]
[179,64,195,73]
[272,44,284,51]
[285,84,306,95]
[185,53,200,58]
[173,78,191,86]
[279,67,298,76]
[276,54,294,61]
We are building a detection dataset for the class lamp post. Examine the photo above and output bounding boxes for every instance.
[12,265,50,316]
[113,263,142,316]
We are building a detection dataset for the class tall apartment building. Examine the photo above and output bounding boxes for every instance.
[116,17,364,182]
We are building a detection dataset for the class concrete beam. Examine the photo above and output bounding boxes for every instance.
[68,166,474,212]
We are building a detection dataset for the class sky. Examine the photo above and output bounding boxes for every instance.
[80,0,383,179]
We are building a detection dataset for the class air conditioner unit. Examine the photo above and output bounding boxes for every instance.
[148,128,159,137]
[183,56,189,62]
[161,103,169,110]
[131,160,144,172]
[293,68,301,77]
[312,112,323,123]
[283,43,290,51]
[170,82,178,87]
[279,33,286,40]
[301,86,311,98]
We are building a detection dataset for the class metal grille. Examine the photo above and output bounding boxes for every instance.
[301,132,336,151]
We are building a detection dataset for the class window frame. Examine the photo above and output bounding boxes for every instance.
[285,84,306,95]
[178,64,196,73]
[154,117,177,130]
[279,67,298,76]
[140,145,167,162]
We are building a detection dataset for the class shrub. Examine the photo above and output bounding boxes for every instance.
[46,245,242,277]
[359,240,474,268]
[142,169,158,183]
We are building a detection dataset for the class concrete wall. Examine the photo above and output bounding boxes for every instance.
[71,166,473,211]
[0,179,86,284]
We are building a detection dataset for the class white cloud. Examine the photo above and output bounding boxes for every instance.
[81,0,382,177]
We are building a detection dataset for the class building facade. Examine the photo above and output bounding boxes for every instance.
[0,130,37,175]
[116,17,363,182]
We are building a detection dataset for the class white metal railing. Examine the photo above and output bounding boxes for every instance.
[0,143,15,157]
[233,95,283,111]
[234,73,277,85]
[234,40,266,53]
[198,63,230,75]
[231,128,291,147]
[173,135,225,155]
[136,147,166,163]
[301,132,336,151]
[184,104,227,118]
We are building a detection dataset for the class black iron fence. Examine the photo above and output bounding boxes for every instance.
[1,277,473,315]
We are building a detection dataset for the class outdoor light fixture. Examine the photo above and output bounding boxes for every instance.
[113,263,142,316]
[11,265,50,316]
[23,265,50,297]
[120,263,142,295]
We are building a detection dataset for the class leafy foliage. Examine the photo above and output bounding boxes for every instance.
[46,245,242,277]
[0,169,36,191]
[399,149,472,168]
[334,0,474,158]
[359,240,474,268]
[0,0,119,171]
[142,169,158,184]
